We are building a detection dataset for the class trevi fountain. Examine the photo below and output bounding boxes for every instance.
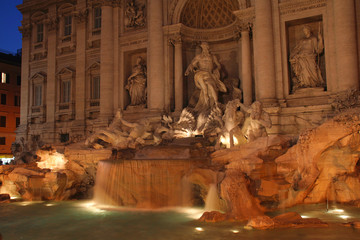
[2,0,360,239]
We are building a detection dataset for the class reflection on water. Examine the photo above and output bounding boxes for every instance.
[0,201,360,240]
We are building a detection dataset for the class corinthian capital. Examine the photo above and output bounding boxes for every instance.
[75,9,89,23]
[19,22,32,38]
[45,16,58,32]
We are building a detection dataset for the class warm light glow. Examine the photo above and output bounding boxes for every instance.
[339,215,350,220]
[19,201,36,206]
[231,229,240,233]
[195,227,204,232]
[37,151,68,171]
[244,225,253,230]
[1,72,7,83]
[301,215,309,218]
[45,203,56,207]
[80,201,106,214]
[81,201,96,208]
[176,207,204,219]
[220,135,238,148]
[328,209,344,214]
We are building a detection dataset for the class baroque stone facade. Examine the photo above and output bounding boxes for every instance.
[17,0,360,144]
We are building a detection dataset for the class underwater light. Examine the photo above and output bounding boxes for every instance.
[177,208,204,219]
[45,203,55,207]
[330,209,344,214]
[82,201,96,208]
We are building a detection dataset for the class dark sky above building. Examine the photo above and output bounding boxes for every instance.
[0,0,23,54]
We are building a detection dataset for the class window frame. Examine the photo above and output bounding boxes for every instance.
[1,72,9,84]
[93,7,102,29]
[36,23,44,43]
[91,75,100,100]
[0,116,6,128]
[1,94,6,105]
[64,15,72,37]
[34,84,43,107]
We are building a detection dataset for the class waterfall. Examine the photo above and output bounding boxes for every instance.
[94,159,196,208]
[204,184,221,212]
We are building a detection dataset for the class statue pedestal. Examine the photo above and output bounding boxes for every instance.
[287,87,329,107]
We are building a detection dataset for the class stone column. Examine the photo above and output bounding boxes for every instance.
[100,2,114,121]
[45,11,57,142]
[73,5,87,135]
[147,0,165,111]
[254,0,276,103]
[18,16,31,140]
[241,29,252,105]
[333,0,359,90]
[174,36,183,112]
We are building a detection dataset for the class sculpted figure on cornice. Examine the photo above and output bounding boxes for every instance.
[125,0,146,28]
[125,56,147,107]
[289,25,324,91]
[185,42,227,112]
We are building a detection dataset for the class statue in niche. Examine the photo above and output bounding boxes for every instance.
[125,56,147,107]
[239,101,272,142]
[289,25,324,91]
[125,0,146,28]
[185,42,227,113]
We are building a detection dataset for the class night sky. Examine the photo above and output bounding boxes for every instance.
[0,0,23,54]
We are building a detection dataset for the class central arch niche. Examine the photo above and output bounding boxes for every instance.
[180,0,239,29]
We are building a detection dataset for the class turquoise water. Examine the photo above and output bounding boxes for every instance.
[1,201,360,240]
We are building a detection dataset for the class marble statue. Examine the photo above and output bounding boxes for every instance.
[86,109,153,149]
[239,101,272,142]
[125,56,147,107]
[290,25,324,90]
[185,42,227,112]
[125,0,146,28]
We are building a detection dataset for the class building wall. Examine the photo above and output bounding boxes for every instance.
[0,53,21,156]
[16,0,360,144]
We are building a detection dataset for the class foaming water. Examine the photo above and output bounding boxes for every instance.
[1,201,360,240]
[204,184,221,212]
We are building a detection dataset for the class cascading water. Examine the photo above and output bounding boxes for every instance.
[204,184,221,212]
[94,159,198,208]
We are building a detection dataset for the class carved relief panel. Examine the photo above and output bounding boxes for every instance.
[124,0,146,30]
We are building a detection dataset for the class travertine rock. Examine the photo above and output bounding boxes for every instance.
[276,110,360,208]
[246,216,274,229]
[199,211,228,222]
[0,193,10,203]
[220,171,265,220]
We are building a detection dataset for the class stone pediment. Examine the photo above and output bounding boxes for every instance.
[30,72,47,82]
[87,61,100,71]
[57,67,75,76]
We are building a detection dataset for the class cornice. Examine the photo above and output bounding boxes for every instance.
[279,0,326,15]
